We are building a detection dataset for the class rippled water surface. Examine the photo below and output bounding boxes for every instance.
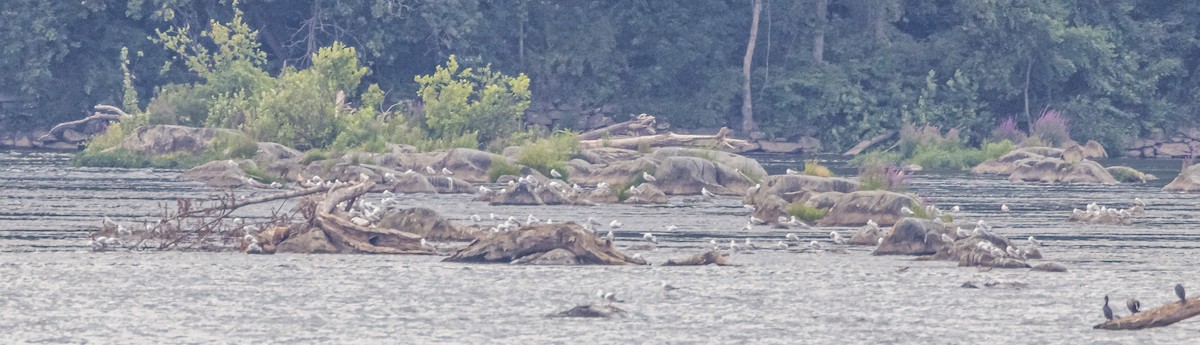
[2,150,1199,344]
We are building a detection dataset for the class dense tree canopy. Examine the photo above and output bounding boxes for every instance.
[4,0,1200,151]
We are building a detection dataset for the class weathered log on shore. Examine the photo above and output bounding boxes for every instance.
[37,104,131,145]
[310,177,434,254]
[578,127,757,152]
[1094,296,1200,330]
[842,130,896,156]
[578,113,658,140]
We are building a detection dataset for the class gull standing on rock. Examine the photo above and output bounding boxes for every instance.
[701,187,717,198]
[900,207,914,216]
[1027,236,1043,246]
[606,230,615,242]
[550,169,562,178]
[442,167,454,175]
[425,166,436,174]
[643,171,656,182]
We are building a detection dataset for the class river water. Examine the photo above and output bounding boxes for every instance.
[1,150,1198,344]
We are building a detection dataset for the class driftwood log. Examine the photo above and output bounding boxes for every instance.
[444,223,645,265]
[842,130,897,156]
[1094,296,1200,330]
[37,104,132,144]
[579,127,757,152]
[578,113,658,140]
[311,178,434,254]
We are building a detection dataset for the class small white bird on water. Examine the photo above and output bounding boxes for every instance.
[663,225,679,231]
[489,213,500,220]
[786,168,799,175]
[749,216,766,225]
[471,214,482,222]
[786,233,800,242]
[776,241,788,250]
[744,238,758,250]
[951,205,961,212]
[643,232,659,243]
[741,222,753,231]
[1001,204,1010,212]
[643,171,656,182]
[609,220,623,228]
[1027,235,1043,246]
[830,231,847,245]
[809,241,822,249]
[729,240,741,252]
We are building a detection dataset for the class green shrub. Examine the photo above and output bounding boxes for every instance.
[487,157,522,182]
[302,150,329,164]
[803,159,833,177]
[516,131,578,178]
[787,202,829,223]
[416,55,531,147]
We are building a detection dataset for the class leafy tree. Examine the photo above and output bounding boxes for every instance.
[415,55,530,147]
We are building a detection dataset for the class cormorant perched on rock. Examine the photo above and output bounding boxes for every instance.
[1177,284,1187,304]
[1126,298,1141,314]
[1103,295,1114,320]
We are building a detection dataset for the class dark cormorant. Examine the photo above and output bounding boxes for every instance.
[1103,295,1114,320]
[1177,284,1187,304]
[1126,298,1140,314]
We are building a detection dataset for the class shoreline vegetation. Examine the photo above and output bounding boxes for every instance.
[8,1,1200,158]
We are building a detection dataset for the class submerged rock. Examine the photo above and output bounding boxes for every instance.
[1008,157,1118,184]
[444,223,644,265]
[276,228,339,254]
[873,218,950,255]
[1163,163,1200,192]
[662,251,732,266]
[817,191,919,227]
[179,159,264,189]
[550,304,627,318]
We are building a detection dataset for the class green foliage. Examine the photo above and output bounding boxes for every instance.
[416,55,531,147]
[871,123,1016,171]
[516,131,579,179]
[803,159,834,177]
[786,203,829,223]
[487,157,522,183]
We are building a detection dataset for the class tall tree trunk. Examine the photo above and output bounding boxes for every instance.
[1023,57,1033,132]
[741,0,763,133]
[813,0,828,64]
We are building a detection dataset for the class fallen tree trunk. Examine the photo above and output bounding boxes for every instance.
[1094,296,1200,330]
[579,127,758,153]
[578,113,657,140]
[37,104,132,144]
[313,178,434,254]
[842,130,896,156]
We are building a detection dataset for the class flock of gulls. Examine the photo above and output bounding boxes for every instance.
[90,165,1190,323]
